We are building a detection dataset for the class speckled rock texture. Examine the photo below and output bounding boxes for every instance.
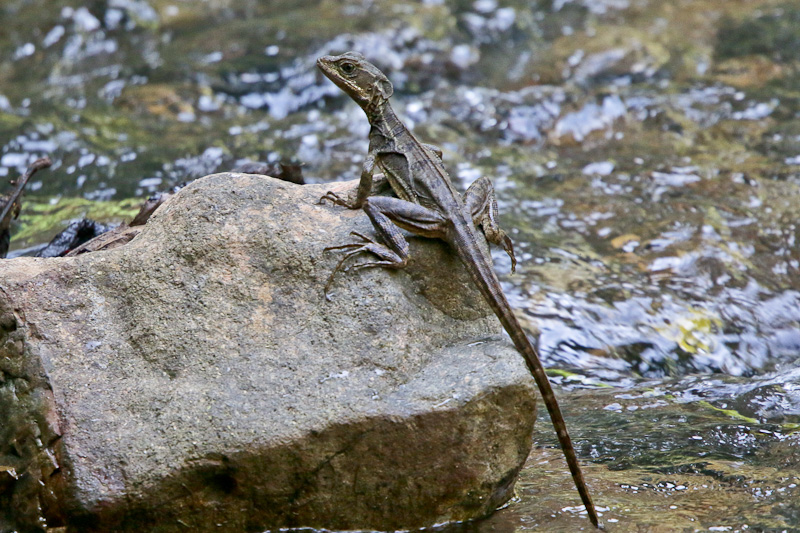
[0,173,537,532]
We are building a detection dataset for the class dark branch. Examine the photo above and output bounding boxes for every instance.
[0,157,52,226]
[0,157,52,258]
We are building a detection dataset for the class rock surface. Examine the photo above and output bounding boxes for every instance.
[0,173,537,532]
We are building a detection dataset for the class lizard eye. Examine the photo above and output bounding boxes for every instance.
[340,62,356,75]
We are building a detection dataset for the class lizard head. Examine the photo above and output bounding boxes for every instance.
[317,52,394,109]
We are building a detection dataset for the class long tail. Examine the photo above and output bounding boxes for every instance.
[454,227,601,529]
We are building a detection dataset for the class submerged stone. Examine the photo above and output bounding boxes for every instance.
[0,173,537,532]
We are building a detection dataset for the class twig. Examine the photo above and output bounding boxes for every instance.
[0,157,52,226]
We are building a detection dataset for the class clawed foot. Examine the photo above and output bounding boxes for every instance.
[323,231,405,300]
[484,225,517,274]
[318,190,357,208]
[501,234,516,274]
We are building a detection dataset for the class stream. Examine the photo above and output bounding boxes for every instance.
[2,0,799,530]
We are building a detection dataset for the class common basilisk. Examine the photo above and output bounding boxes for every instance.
[317,52,600,529]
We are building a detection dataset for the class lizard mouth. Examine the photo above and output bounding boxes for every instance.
[316,56,340,82]
[316,56,333,73]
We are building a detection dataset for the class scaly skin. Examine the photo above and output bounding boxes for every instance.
[317,52,601,529]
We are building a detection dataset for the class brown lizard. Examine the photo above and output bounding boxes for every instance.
[317,52,601,529]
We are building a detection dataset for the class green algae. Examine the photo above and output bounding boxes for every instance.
[11,197,140,249]
[546,368,613,388]
[656,309,723,356]
[697,400,759,425]
[716,3,800,63]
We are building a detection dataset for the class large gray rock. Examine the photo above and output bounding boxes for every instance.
[0,173,537,532]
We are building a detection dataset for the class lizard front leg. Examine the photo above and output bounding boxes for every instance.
[463,176,516,273]
[324,196,446,297]
[320,153,380,209]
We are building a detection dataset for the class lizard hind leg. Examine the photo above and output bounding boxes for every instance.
[323,231,406,299]
[463,176,516,273]
[323,196,447,298]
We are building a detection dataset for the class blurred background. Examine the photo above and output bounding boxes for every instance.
[2,0,800,529]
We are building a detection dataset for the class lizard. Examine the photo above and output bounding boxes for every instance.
[316,51,601,529]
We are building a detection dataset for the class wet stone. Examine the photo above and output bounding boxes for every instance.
[0,174,537,532]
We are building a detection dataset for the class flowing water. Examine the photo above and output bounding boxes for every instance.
[2,0,800,530]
